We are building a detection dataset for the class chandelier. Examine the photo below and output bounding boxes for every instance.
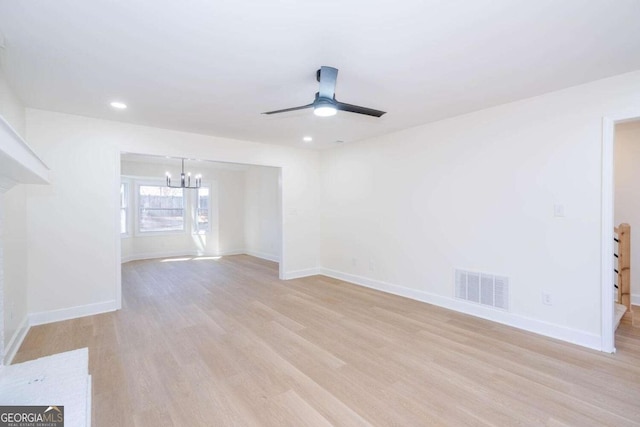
[166,158,201,189]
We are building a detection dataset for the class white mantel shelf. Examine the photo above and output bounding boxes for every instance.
[0,348,91,426]
[0,114,49,190]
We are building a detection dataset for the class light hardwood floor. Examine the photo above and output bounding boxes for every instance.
[14,255,640,426]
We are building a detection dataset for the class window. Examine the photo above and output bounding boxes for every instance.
[138,185,185,233]
[195,187,210,232]
[120,182,128,235]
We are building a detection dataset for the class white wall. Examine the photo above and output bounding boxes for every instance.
[15,70,640,350]
[0,67,25,138]
[0,66,29,360]
[24,109,320,318]
[614,120,640,304]
[2,185,28,357]
[120,159,246,261]
[244,166,281,262]
[320,70,640,350]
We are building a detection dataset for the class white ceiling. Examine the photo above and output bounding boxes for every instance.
[1,0,639,150]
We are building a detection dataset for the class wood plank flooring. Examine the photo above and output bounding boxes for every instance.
[13,255,640,426]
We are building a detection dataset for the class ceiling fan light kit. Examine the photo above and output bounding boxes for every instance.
[313,104,337,117]
[263,66,386,118]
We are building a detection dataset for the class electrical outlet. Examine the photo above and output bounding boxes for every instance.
[542,292,552,306]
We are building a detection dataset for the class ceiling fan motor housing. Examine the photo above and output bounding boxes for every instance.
[262,66,386,117]
[314,93,337,108]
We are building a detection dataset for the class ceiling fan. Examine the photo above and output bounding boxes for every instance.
[262,66,386,118]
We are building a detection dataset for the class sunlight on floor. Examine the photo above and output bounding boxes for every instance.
[160,256,222,262]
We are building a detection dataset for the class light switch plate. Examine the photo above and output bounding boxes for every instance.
[554,204,565,217]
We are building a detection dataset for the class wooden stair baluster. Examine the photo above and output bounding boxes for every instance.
[617,223,634,324]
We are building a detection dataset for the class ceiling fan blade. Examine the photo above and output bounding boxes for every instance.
[262,103,313,115]
[336,102,386,118]
[317,66,338,99]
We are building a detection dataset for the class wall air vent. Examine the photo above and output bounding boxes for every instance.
[455,269,509,311]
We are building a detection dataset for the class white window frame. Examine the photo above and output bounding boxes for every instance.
[120,181,130,237]
[135,180,187,236]
[193,185,212,234]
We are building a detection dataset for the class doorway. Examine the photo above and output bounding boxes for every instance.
[613,120,640,326]
[602,113,640,352]
[114,152,284,308]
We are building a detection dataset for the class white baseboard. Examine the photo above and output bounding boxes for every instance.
[4,315,30,365]
[245,250,280,263]
[122,249,246,263]
[282,267,321,280]
[222,250,246,257]
[632,294,640,305]
[121,250,200,263]
[29,300,118,326]
[319,268,602,351]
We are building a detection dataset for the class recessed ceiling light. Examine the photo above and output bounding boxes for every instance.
[303,136,313,142]
[110,101,127,109]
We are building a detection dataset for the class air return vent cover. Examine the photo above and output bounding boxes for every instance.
[455,269,509,311]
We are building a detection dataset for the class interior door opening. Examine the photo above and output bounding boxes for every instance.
[115,152,284,309]
[603,114,640,352]
[613,120,640,334]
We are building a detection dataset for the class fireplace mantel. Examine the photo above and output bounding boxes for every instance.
[0,115,49,192]
[0,113,49,365]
